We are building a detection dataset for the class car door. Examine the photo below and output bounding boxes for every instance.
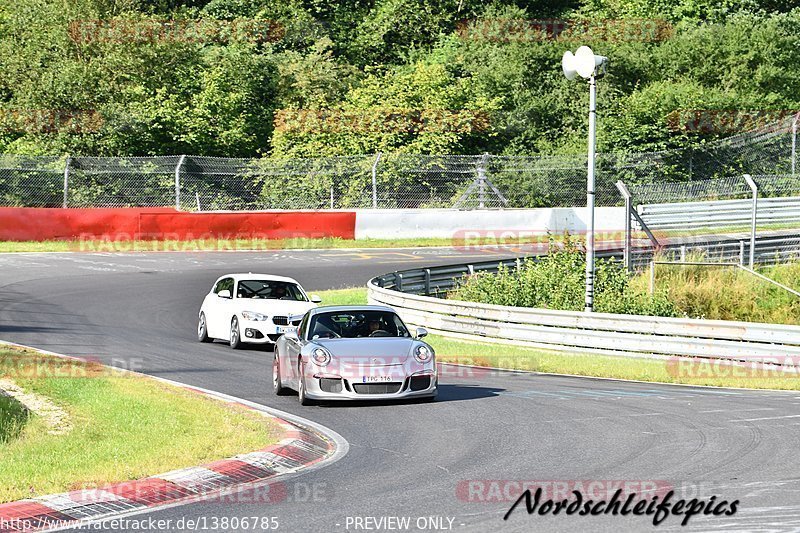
[283,313,308,387]
[206,277,234,339]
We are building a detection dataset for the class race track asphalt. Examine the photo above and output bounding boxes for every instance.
[1,248,800,533]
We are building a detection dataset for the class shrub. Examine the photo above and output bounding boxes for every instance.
[450,234,678,317]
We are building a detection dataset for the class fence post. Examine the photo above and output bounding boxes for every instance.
[174,155,186,210]
[649,260,655,295]
[743,174,758,268]
[477,153,489,209]
[615,180,633,272]
[792,113,798,178]
[371,152,381,208]
[62,156,72,208]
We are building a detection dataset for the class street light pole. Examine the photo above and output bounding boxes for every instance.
[585,73,597,312]
[563,45,606,312]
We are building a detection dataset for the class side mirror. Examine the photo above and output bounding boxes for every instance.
[217,289,231,299]
[283,330,299,341]
[310,294,322,303]
[415,327,428,339]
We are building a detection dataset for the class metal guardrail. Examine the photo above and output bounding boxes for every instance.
[634,234,800,269]
[372,252,621,296]
[369,254,800,362]
[639,196,800,231]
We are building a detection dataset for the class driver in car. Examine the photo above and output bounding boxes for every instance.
[272,286,288,300]
[360,319,383,337]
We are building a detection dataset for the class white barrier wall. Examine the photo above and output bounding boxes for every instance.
[354,207,626,240]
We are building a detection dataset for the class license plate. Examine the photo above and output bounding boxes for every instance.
[362,375,392,383]
[277,326,297,334]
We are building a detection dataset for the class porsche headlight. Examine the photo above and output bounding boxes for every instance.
[241,311,268,321]
[414,345,433,363]
[312,347,331,366]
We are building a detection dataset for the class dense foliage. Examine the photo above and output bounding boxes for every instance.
[0,0,798,157]
[450,235,678,316]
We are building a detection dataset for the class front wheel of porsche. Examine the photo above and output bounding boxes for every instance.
[298,362,314,406]
[273,352,289,395]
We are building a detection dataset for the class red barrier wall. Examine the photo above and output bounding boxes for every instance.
[0,208,356,241]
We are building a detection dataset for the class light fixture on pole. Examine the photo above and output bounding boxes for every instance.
[562,46,608,313]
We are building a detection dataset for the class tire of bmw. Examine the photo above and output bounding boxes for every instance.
[197,312,211,343]
[230,316,242,349]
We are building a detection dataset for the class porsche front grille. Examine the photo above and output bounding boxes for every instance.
[352,382,403,394]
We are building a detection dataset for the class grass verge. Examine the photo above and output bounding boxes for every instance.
[316,288,800,390]
[0,395,29,444]
[0,235,561,253]
[0,346,280,503]
[630,258,800,325]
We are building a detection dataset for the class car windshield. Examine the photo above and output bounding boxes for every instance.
[308,311,410,340]
[237,280,307,301]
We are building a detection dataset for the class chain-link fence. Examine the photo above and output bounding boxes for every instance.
[621,171,800,271]
[2,114,799,211]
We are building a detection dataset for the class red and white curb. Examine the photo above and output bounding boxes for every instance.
[0,341,348,533]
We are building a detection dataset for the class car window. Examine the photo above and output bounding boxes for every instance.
[309,311,410,339]
[213,278,233,294]
[298,313,310,339]
[236,280,307,301]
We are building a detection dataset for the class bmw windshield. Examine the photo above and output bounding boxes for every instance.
[237,280,307,301]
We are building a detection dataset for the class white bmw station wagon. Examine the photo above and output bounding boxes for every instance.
[197,273,321,349]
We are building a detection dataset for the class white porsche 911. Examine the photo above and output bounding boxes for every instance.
[197,273,321,349]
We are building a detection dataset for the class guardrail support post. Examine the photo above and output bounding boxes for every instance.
[739,240,745,266]
[615,180,633,272]
[62,156,72,208]
[649,260,655,295]
[424,268,431,296]
[680,245,686,262]
[174,155,186,211]
[743,174,758,268]
[371,152,381,208]
[396,273,403,292]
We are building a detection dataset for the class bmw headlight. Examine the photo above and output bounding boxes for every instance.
[241,311,268,321]
[414,345,433,363]
[312,347,331,366]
